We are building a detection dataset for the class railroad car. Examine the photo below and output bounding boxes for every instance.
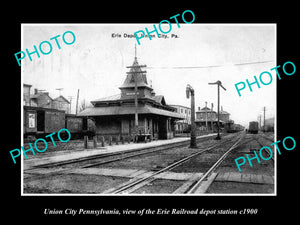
[23,106,95,141]
[225,120,235,133]
[81,116,96,138]
[225,121,244,133]
[23,106,38,137]
[24,106,65,139]
[65,114,83,139]
[248,121,259,134]
[234,124,244,132]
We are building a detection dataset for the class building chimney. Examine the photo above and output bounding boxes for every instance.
[221,106,223,112]
[198,107,200,111]
[34,88,38,94]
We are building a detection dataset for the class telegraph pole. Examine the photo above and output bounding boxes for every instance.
[126,45,147,141]
[208,80,226,140]
[263,106,266,133]
[134,68,138,129]
[205,101,208,131]
[186,84,197,148]
[76,89,80,115]
[211,103,214,132]
[68,96,74,114]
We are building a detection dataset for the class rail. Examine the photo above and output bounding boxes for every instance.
[185,132,245,194]
[104,133,244,194]
[28,134,217,170]
[253,135,274,161]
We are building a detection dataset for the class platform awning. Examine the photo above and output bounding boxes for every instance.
[77,105,184,119]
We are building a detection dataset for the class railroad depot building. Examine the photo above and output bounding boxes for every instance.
[78,56,183,140]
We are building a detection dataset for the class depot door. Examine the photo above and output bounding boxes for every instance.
[158,118,167,139]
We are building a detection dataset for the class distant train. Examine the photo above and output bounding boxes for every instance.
[23,106,95,141]
[224,120,244,133]
[248,121,259,134]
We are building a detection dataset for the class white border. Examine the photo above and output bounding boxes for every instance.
[21,23,277,196]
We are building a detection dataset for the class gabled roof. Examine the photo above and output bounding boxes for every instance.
[91,94,121,104]
[151,95,166,105]
[30,92,53,100]
[53,95,70,104]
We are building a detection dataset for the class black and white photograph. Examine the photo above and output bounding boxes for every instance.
[21,24,276,195]
[4,5,298,220]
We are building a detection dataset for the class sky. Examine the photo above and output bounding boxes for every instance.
[22,24,276,127]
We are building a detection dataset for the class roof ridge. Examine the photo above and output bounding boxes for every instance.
[91,93,121,102]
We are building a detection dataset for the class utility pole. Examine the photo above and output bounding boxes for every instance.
[258,114,262,131]
[76,89,80,115]
[211,103,214,132]
[134,69,138,131]
[126,45,147,141]
[208,80,226,140]
[68,96,74,114]
[205,101,208,131]
[263,106,266,133]
[186,84,197,148]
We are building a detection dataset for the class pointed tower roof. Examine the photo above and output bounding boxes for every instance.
[119,52,152,90]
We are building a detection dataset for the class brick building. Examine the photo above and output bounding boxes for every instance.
[195,105,230,131]
[219,106,230,123]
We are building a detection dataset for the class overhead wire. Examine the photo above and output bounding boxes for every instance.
[147,60,274,69]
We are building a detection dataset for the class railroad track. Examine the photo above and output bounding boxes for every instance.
[185,132,245,194]
[103,132,245,194]
[253,135,274,161]
[260,133,275,143]
[27,135,217,170]
[24,132,275,194]
[23,134,221,183]
[24,134,221,179]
